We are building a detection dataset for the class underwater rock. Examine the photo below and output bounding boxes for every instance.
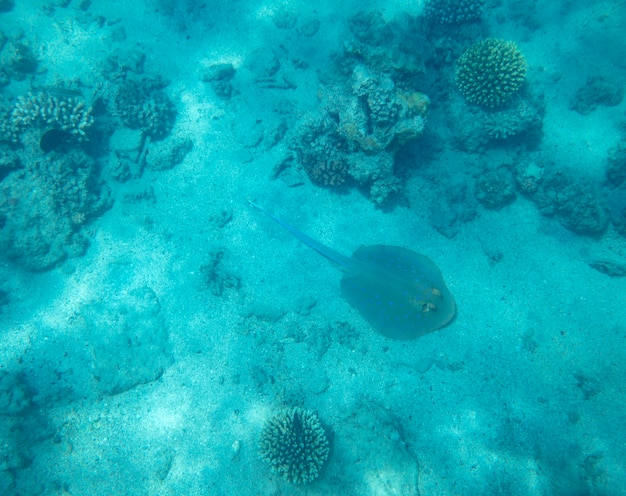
[244,47,296,89]
[430,174,478,238]
[342,13,424,83]
[0,37,38,79]
[201,63,236,99]
[79,286,172,395]
[109,126,143,158]
[475,166,516,209]
[588,259,626,277]
[39,128,74,152]
[0,144,20,180]
[0,370,35,416]
[533,170,608,235]
[297,19,320,38]
[145,136,193,171]
[271,8,297,30]
[104,47,146,76]
[0,0,14,12]
[515,160,545,194]
[285,12,430,204]
[606,185,626,237]
[569,76,624,115]
[294,295,317,316]
[349,152,398,204]
[347,10,392,45]
[240,302,285,323]
[0,288,8,311]
[200,248,241,297]
[107,127,144,181]
[606,141,626,187]
[0,150,111,270]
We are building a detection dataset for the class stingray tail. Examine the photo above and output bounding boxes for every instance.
[248,200,354,270]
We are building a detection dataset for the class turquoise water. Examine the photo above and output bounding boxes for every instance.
[0,0,625,494]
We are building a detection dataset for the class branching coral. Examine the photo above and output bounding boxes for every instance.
[259,407,329,485]
[484,100,542,140]
[456,39,527,108]
[10,91,94,141]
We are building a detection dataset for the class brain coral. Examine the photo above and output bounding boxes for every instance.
[456,39,527,108]
[424,0,486,24]
[259,407,329,485]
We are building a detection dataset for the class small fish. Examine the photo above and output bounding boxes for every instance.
[34,86,84,98]
[250,201,456,340]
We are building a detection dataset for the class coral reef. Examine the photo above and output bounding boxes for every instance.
[10,91,94,144]
[349,67,429,150]
[484,99,543,141]
[294,119,351,187]
[449,93,544,153]
[456,39,527,108]
[307,158,351,187]
[424,0,486,24]
[259,407,329,485]
[292,66,428,203]
[113,77,177,140]
[342,11,425,84]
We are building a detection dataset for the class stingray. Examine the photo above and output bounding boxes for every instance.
[250,201,456,340]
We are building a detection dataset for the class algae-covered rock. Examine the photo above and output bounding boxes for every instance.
[0,150,111,270]
[80,287,172,395]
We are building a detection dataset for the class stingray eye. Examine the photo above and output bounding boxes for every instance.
[421,301,436,313]
[431,287,442,298]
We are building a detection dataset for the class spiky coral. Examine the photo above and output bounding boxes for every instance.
[456,39,527,108]
[259,407,329,485]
